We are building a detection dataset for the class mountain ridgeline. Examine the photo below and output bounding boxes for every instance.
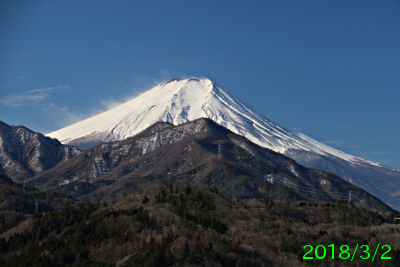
[46,78,400,211]
[28,118,394,213]
[1,79,400,266]
[0,121,81,182]
[2,181,400,266]
[2,119,400,266]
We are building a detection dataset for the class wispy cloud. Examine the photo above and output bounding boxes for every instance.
[26,85,70,94]
[99,98,124,110]
[0,93,49,106]
[0,85,69,107]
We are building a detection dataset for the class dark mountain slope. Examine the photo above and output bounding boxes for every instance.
[286,148,400,210]
[0,121,81,182]
[29,118,395,213]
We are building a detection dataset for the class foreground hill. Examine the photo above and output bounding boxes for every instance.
[0,121,81,182]
[1,181,399,266]
[0,174,78,238]
[31,118,394,213]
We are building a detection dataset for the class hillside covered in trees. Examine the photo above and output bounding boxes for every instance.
[0,174,78,237]
[1,181,399,266]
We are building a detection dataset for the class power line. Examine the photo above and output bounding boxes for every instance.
[209,143,373,210]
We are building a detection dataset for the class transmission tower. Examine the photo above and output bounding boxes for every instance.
[213,140,228,159]
[34,199,39,214]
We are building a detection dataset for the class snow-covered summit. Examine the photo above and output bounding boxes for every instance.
[47,78,365,164]
[46,78,400,210]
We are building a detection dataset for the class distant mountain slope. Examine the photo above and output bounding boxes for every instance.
[34,118,394,213]
[0,121,81,182]
[46,78,400,210]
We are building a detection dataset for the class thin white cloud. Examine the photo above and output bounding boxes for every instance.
[0,85,69,107]
[0,92,49,106]
[100,98,124,110]
[26,85,70,94]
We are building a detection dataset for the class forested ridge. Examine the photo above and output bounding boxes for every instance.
[1,181,399,266]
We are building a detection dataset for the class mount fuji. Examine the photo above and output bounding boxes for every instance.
[46,78,358,158]
[47,78,400,210]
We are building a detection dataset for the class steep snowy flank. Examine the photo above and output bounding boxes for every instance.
[46,78,363,164]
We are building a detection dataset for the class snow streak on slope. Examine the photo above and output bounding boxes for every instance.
[47,78,375,166]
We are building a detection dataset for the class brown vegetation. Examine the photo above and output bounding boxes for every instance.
[1,181,399,266]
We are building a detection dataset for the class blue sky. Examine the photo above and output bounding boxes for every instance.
[1,0,399,168]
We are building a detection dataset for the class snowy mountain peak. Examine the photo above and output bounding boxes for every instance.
[46,78,400,210]
[47,78,216,147]
[45,78,356,161]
